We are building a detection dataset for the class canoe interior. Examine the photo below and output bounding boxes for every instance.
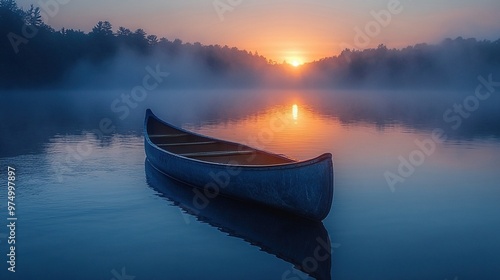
[147,115,296,165]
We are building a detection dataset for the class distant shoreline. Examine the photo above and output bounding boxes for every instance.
[1,2,499,89]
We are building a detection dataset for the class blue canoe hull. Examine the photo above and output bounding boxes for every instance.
[144,109,334,221]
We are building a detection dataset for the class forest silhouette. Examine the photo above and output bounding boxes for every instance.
[1,0,499,89]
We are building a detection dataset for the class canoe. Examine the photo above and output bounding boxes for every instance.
[144,109,334,221]
[145,160,332,280]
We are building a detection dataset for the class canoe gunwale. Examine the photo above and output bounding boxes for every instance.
[145,109,332,169]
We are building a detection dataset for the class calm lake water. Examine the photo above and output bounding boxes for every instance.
[1,89,500,280]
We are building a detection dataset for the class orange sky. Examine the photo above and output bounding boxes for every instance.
[17,0,500,63]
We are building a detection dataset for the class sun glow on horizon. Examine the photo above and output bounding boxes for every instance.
[284,51,305,67]
[291,60,301,67]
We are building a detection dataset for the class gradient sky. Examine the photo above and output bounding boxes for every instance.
[17,0,500,63]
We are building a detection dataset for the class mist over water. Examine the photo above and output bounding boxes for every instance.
[1,87,499,162]
[22,39,500,90]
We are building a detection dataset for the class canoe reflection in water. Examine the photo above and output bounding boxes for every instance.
[145,160,332,280]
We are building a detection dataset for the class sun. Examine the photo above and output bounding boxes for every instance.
[291,60,301,67]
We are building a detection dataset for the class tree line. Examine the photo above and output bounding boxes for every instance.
[1,0,499,89]
[304,38,500,88]
[0,0,271,88]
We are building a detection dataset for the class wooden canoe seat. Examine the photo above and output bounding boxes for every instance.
[157,141,217,147]
[149,134,188,138]
[179,150,255,157]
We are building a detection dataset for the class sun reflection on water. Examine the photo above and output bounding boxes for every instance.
[186,102,343,160]
[292,104,298,121]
